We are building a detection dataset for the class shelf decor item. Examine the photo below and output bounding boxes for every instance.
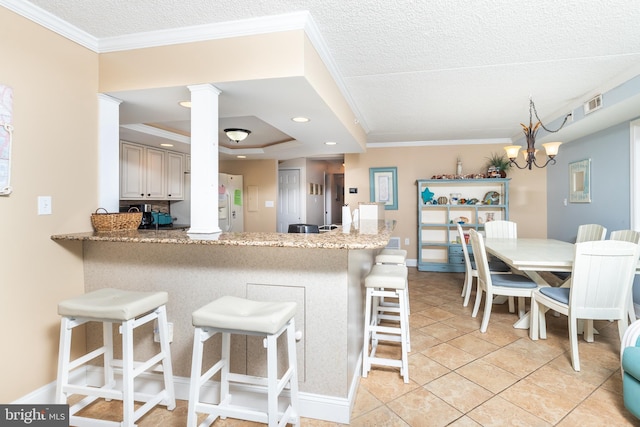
[370,167,398,210]
[485,153,511,178]
[421,187,434,204]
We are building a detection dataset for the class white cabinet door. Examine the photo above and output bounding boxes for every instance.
[144,147,166,199]
[120,142,145,199]
[166,152,184,200]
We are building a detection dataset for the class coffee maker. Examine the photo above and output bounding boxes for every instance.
[131,204,154,229]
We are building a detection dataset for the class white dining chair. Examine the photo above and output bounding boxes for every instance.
[610,230,640,324]
[468,229,539,333]
[553,223,608,283]
[457,224,510,307]
[530,240,640,371]
[610,229,640,244]
[484,220,517,239]
[576,223,607,242]
[483,220,519,312]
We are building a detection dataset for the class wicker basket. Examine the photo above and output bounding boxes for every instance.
[91,208,142,232]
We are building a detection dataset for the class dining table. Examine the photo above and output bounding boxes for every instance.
[483,237,575,330]
[484,237,639,333]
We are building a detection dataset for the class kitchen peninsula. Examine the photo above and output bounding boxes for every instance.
[51,221,395,423]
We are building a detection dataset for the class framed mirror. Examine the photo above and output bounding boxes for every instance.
[569,159,591,203]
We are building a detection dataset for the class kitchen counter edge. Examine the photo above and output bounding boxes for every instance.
[51,220,396,250]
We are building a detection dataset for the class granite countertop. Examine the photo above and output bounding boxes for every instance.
[51,220,395,250]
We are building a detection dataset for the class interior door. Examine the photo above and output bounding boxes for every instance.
[278,169,301,232]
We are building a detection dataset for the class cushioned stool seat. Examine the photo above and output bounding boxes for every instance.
[375,249,410,315]
[187,296,299,427]
[56,288,175,427]
[375,248,407,265]
[363,264,410,383]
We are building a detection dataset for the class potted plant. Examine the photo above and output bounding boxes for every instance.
[485,153,512,178]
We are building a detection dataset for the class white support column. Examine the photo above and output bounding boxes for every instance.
[98,94,122,213]
[188,84,222,234]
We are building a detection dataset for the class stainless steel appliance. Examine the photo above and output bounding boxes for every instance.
[130,204,154,229]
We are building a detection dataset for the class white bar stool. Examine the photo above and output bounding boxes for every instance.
[375,248,410,315]
[56,288,176,427]
[187,296,299,427]
[363,264,410,383]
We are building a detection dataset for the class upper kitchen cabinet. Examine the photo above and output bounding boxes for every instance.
[120,142,184,201]
[166,151,184,200]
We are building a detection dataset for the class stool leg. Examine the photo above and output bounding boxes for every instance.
[121,319,135,427]
[286,321,300,427]
[55,317,72,404]
[362,288,373,377]
[398,290,409,384]
[220,331,231,408]
[400,289,411,353]
[266,332,278,427]
[187,327,205,427]
[103,322,115,393]
[156,306,176,410]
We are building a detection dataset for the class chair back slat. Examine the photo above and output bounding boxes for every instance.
[469,229,491,291]
[484,220,517,239]
[457,223,473,272]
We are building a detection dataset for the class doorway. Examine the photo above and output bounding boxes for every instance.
[277,169,301,232]
[328,173,344,225]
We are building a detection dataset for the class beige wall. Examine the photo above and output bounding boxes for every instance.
[345,144,548,260]
[0,9,99,401]
[220,159,278,232]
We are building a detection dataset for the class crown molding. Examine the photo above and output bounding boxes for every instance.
[2,3,368,136]
[0,0,99,51]
[98,11,312,53]
[367,138,513,148]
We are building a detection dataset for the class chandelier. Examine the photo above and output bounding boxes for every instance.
[504,97,572,169]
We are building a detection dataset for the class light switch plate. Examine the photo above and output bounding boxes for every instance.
[38,196,52,215]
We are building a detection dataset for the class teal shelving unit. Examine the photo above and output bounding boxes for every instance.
[416,178,510,272]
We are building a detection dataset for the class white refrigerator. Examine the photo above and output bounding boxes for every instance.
[218,173,244,232]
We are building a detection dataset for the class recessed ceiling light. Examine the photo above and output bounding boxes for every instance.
[160,143,174,147]
[325,141,337,145]
[178,101,191,108]
[292,117,310,123]
[236,155,247,159]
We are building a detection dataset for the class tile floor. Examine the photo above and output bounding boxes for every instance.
[74,269,639,426]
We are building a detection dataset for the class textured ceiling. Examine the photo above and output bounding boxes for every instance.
[16,0,640,157]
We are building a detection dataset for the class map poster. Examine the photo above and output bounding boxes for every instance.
[0,84,13,195]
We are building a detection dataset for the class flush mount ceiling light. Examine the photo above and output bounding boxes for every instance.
[291,116,310,123]
[324,141,337,145]
[178,101,191,108]
[504,97,571,170]
[224,128,251,143]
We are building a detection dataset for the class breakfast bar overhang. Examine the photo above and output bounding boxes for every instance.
[52,221,394,423]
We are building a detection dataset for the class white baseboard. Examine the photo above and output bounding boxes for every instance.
[407,258,417,267]
[13,365,358,424]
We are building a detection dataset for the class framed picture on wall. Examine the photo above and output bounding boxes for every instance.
[569,159,591,203]
[369,167,398,210]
